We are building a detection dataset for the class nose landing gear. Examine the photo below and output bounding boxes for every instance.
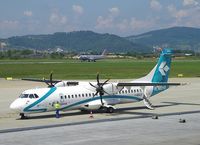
[20,113,28,119]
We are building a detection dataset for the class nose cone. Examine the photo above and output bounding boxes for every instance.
[10,99,25,112]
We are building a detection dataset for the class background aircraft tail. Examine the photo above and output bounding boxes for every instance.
[101,49,107,56]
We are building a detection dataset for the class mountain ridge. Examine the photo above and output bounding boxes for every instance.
[1,26,200,53]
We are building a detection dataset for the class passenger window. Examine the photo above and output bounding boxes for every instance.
[125,90,128,93]
[85,94,88,97]
[68,95,70,98]
[131,90,133,93]
[61,96,63,99]
[72,95,74,98]
[65,95,67,99]
[79,94,81,97]
[75,94,77,98]
[82,94,84,97]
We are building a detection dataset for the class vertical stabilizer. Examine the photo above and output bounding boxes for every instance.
[135,48,173,83]
[151,49,172,83]
[101,49,107,56]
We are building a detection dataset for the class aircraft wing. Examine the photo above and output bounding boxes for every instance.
[21,78,61,84]
[117,82,181,87]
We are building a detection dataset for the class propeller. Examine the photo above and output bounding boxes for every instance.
[89,73,110,106]
[21,71,61,87]
[44,72,57,88]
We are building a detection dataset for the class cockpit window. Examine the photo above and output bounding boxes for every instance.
[19,94,29,98]
[19,94,39,99]
[34,94,39,98]
[29,94,35,99]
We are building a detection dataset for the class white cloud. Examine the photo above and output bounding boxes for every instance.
[183,0,198,6]
[166,3,200,28]
[95,7,120,29]
[23,11,33,17]
[95,6,158,35]
[129,18,155,31]
[72,5,84,15]
[150,0,162,11]
[109,7,120,16]
[95,16,113,29]
[0,20,19,29]
[167,5,188,22]
[49,12,67,25]
[117,19,129,31]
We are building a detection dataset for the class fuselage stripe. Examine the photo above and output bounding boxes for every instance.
[60,95,143,110]
[23,87,57,112]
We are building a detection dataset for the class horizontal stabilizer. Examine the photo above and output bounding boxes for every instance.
[117,82,181,87]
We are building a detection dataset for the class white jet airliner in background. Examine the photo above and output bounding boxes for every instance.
[10,49,181,119]
[78,49,107,62]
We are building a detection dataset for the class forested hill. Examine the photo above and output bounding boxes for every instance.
[126,27,200,51]
[3,31,149,53]
[1,27,200,53]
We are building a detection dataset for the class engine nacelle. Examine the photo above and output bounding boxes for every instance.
[103,83,120,95]
[82,100,102,110]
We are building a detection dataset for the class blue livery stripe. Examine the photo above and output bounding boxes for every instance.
[61,95,142,110]
[23,87,57,112]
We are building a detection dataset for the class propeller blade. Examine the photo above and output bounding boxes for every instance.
[99,94,104,106]
[102,90,110,95]
[97,73,100,85]
[94,91,98,96]
[89,82,97,89]
[44,79,50,86]
[102,79,110,86]
[50,72,53,87]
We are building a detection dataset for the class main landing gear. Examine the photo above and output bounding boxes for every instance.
[101,106,115,113]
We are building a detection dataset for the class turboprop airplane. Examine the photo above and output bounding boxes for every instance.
[10,49,181,119]
[78,49,107,62]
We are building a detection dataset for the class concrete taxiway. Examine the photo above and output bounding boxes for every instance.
[0,78,200,145]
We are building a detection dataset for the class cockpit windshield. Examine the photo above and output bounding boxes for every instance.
[19,94,39,99]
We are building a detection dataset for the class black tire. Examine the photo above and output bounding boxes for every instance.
[20,113,27,119]
[106,107,114,113]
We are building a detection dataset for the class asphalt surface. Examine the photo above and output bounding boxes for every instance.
[0,113,200,145]
[0,78,200,145]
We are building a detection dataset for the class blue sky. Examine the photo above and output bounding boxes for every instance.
[0,0,200,38]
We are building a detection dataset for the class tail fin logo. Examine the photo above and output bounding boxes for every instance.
[159,61,169,76]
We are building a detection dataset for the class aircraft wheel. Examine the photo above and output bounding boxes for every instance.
[106,107,115,113]
[20,113,27,119]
